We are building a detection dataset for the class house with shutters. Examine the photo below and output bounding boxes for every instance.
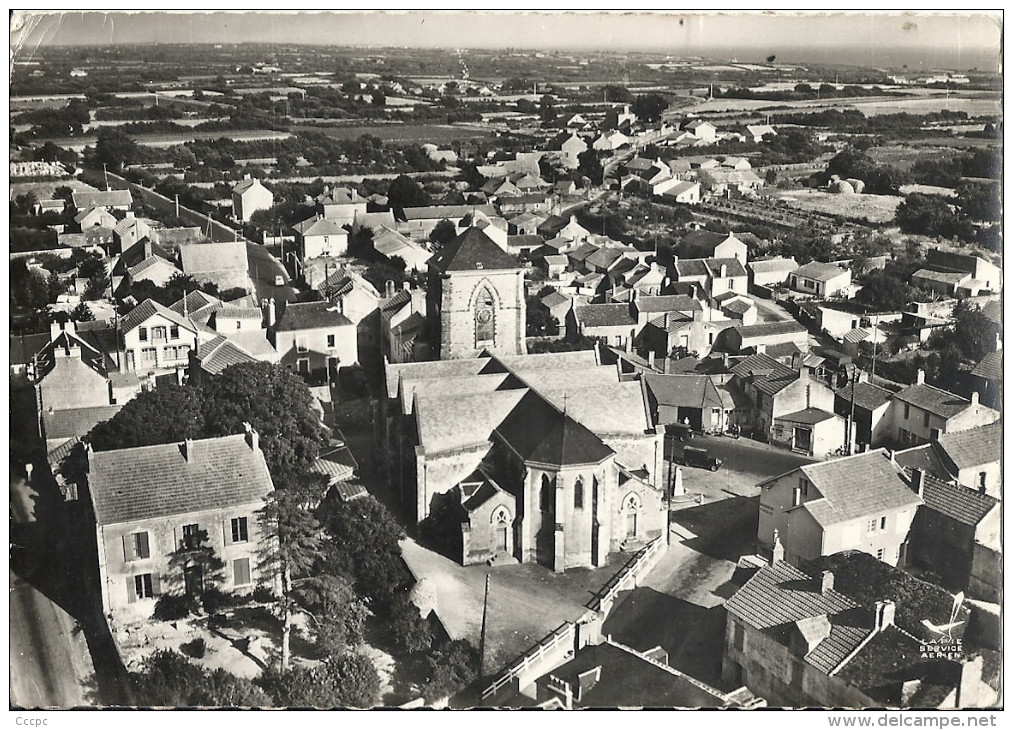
[87,426,275,619]
[756,449,921,568]
[119,298,199,375]
[893,421,1002,498]
[292,216,350,262]
[883,371,999,448]
[315,186,367,227]
[270,300,358,377]
[722,551,995,708]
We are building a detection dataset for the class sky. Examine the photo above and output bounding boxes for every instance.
[11,11,1003,71]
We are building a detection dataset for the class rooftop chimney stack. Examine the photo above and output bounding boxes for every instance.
[266,298,276,328]
[771,529,785,563]
[183,438,195,463]
[912,468,925,499]
[916,369,926,385]
[244,422,259,452]
[874,600,896,632]
[970,391,979,406]
[821,571,835,594]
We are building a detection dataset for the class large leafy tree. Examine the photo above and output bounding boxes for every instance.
[132,650,271,707]
[89,384,207,452]
[428,219,457,251]
[259,653,380,708]
[631,93,669,123]
[386,174,431,210]
[92,128,141,171]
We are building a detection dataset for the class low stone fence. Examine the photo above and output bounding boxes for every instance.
[585,536,667,621]
[480,622,576,703]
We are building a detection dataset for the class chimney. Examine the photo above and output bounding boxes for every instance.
[244,173,251,180]
[911,468,925,499]
[266,297,276,328]
[970,391,979,407]
[874,600,896,632]
[720,264,728,278]
[664,312,669,329]
[143,239,152,258]
[183,438,195,463]
[385,279,395,298]
[820,571,834,594]
[403,280,411,291]
[125,210,135,219]
[771,530,785,563]
[756,343,766,354]
[244,421,259,452]
[916,369,925,385]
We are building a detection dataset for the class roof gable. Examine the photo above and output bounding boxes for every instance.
[430,227,519,273]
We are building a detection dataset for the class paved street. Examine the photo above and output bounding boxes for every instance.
[247,241,298,304]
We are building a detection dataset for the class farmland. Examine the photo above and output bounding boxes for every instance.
[288,122,493,144]
[769,188,903,223]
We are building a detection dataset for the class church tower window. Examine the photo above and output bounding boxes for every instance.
[540,474,555,513]
[475,287,495,347]
[573,477,584,510]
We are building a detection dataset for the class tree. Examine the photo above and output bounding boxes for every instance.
[92,128,141,171]
[258,475,326,674]
[259,653,379,708]
[955,180,1000,222]
[88,384,208,452]
[539,94,557,125]
[577,149,603,186]
[386,174,431,209]
[428,219,458,251]
[631,93,669,123]
[602,84,633,103]
[70,302,95,322]
[295,573,369,657]
[421,638,479,702]
[854,269,919,311]
[204,362,327,478]
[320,495,408,603]
[525,295,558,337]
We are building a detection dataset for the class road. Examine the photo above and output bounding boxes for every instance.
[10,475,94,708]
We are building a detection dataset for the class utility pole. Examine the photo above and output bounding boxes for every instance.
[478,573,491,687]
[102,162,108,190]
[175,194,179,219]
[848,364,857,455]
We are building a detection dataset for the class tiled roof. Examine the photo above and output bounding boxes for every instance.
[574,304,636,328]
[128,254,176,279]
[647,313,692,333]
[42,405,123,440]
[233,178,267,195]
[674,259,709,278]
[401,204,495,221]
[179,240,248,274]
[198,337,259,376]
[636,295,702,314]
[541,291,570,309]
[309,440,358,482]
[842,328,870,344]
[316,187,361,206]
[835,382,893,412]
[292,216,348,237]
[934,421,1001,469]
[893,444,951,480]
[971,350,1001,380]
[644,374,725,411]
[88,433,274,525]
[804,609,874,675]
[916,471,998,527]
[893,383,977,419]
[169,290,221,318]
[791,449,921,527]
[723,299,753,315]
[507,234,544,250]
[567,241,599,262]
[730,351,796,380]
[274,301,352,332]
[120,299,193,334]
[981,300,1001,326]
[776,408,838,426]
[724,560,858,630]
[385,357,491,400]
[681,230,730,252]
[10,333,51,366]
[585,247,625,271]
[706,258,748,278]
[429,227,519,273]
[331,478,368,502]
[793,261,849,282]
[763,341,801,360]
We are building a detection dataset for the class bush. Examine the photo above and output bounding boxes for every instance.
[153,593,191,621]
[421,638,479,702]
[202,587,242,615]
[387,593,433,655]
[252,584,276,603]
[180,637,207,659]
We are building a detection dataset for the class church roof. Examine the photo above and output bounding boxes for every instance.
[495,390,613,468]
[430,226,519,273]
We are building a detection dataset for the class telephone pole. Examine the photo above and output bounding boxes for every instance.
[478,573,491,685]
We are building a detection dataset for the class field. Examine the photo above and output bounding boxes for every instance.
[11,178,98,200]
[679,91,1000,118]
[770,188,902,223]
[866,144,966,172]
[289,123,493,144]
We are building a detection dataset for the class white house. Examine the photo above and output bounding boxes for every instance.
[231,177,274,223]
[789,262,852,298]
[292,216,350,260]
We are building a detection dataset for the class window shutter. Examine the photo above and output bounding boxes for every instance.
[138,532,150,559]
[223,519,232,546]
[126,576,136,604]
[151,573,161,596]
[123,534,132,562]
[234,558,251,586]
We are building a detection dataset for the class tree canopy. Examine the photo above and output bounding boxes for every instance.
[631,94,669,123]
[131,650,271,707]
[386,174,432,209]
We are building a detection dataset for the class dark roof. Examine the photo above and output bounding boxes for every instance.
[893,383,976,419]
[574,303,636,328]
[917,471,998,527]
[120,299,193,334]
[88,433,274,525]
[793,261,849,282]
[10,333,51,366]
[893,444,951,480]
[971,350,1001,380]
[42,405,123,440]
[706,258,748,278]
[401,204,496,221]
[729,352,799,395]
[934,421,1001,469]
[643,374,725,411]
[115,237,174,274]
[763,341,802,360]
[981,300,1001,326]
[775,408,838,426]
[674,259,709,278]
[429,226,519,273]
[275,301,353,331]
[506,234,543,250]
[835,381,893,412]
[495,390,613,468]
[724,560,858,630]
[680,229,729,253]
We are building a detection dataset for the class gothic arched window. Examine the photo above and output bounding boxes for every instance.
[573,476,584,510]
[475,286,495,346]
[540,474,555,513]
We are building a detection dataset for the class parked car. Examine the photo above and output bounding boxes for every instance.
[274,274,285,286]
[680,446,722,472]
[666,422,694,442]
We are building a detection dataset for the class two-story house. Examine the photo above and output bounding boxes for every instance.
[789,262,852,298]
[884,371,999,447]
[728,352,835,440]
[119,299,199,375]
[231,176,274,223]
[87,426,275,619]
[292,216,350,262]
[679,230,749,262]
[894,421,1001,498]
[270,300,358,377]
[315,186,367,227]
[756,449,921,567]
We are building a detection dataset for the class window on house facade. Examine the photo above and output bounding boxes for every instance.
[923,412,931,428]
[880,516,887,531]
[867,518,878,534]
[573,477,584,510]
[133,573,154,600]
[799,478,809,496]
[125,531,150,561]
[152,326,167,341]
[979,472,987,489]
[792,486,802,507]
[327,334,336,348]
[297,337,309,353]
[733,622,745,651]
[876,548,885,561]
[231,517,249,543]
[140,347,157,364]
[182,523,200,550]
[904,404,911,420]
[236,321,242,331]
[170,325,179,340]
[138,327,148,342]
[233,558,251,586]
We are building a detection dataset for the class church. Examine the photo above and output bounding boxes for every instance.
[381,227,668,572]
